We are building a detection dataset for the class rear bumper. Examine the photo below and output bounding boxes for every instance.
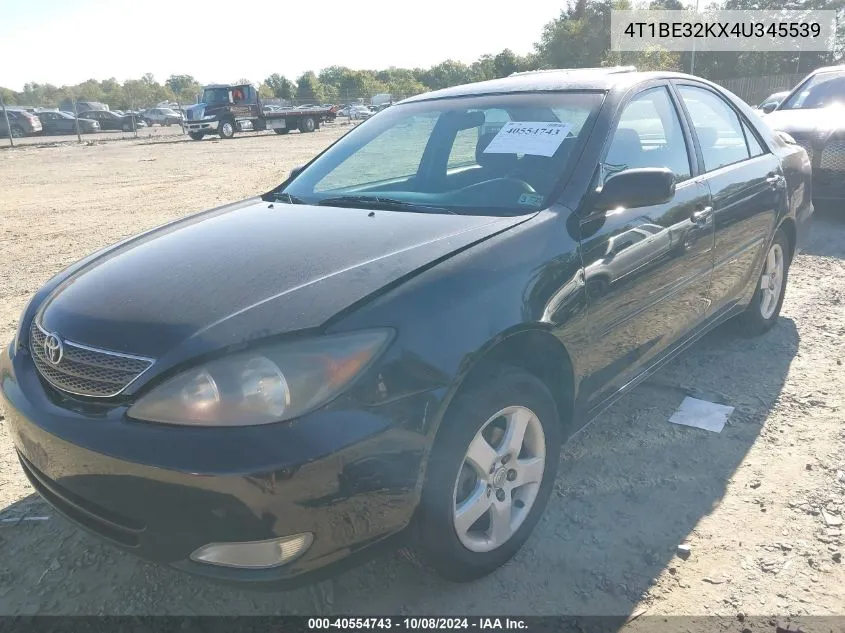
[0,340,429,587]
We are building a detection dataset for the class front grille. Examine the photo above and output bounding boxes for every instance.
[29,321,153,398]
[820,140,845,171]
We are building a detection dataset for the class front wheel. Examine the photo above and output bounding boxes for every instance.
[299,116,316,133]
[219,118,235,139]
[10,125,24,138]
[737,227,790,336]
[188,132,204,141]
[407,366,562,582]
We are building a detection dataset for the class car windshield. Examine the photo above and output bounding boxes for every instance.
[161,108,178,115]
[201,88,230,105]
[779,70,845,110]
[281,91,604,215]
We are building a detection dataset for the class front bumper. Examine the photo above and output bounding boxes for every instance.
[184,120,219,133]
[0,340,429,587]
[793,136,845,201]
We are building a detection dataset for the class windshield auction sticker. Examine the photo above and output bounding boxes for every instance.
[483,122,573,157]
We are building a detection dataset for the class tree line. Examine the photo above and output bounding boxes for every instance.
[2,0,842,109]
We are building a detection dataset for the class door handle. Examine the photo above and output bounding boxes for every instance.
[766,173,784,188]
[691,206,714,224]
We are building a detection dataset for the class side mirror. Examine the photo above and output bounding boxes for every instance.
[761,103,778,114]
[289,165,305,180]
[594,168,675,211]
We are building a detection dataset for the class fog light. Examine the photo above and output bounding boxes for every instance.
[189,532,313,569]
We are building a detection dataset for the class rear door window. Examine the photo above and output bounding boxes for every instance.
[677,85,751,171]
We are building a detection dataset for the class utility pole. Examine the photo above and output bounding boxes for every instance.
[690,0,700,75]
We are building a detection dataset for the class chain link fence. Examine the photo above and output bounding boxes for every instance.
[711,72,805,105]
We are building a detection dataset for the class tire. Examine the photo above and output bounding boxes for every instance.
[299,116,316,133]
[144,119,153,127]
[219,118,235,139]
[188,132,204,141]
[274,128,290,135]
[586,276,611,298]
[408,366,562,582]
[10,125,24,138]
[737,227,791,336]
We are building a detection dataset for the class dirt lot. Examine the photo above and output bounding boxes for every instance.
[0,126,843,622]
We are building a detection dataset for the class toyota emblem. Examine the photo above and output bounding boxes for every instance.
[43,333,64,365]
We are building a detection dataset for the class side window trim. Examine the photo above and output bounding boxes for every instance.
[738,116,770,157]
[601,82,697,184]
[671,80,767,171]
[740,119,762,158]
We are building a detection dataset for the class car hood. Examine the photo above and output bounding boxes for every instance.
[39,198,530,367]
[763,106,845,137]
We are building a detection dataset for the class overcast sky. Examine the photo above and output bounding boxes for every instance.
[1,0,565,91]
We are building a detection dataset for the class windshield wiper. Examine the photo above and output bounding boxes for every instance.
[272,192,307,204]
[317,195,455,214]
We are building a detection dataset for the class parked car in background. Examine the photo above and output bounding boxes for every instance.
[143,107,183,127]
[59,100,108,113]
[77,109,147,132]
[0,108,43,137]
[36,110,100,135]
[762,64,845,204]
[756,91,790,113]
[2,68,812,588]
[348,105,373,120]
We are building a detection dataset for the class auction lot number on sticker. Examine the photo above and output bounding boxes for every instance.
[482,121,573,157]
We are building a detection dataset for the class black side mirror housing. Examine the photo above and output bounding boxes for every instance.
[594,167,675,211]
[289,165,305,180]
[761,103,778,114]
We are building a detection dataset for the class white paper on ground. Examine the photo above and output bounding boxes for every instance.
[482,121,573,157]
[668,396,734,433]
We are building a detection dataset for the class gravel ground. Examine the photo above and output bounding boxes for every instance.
[0,127,843,621]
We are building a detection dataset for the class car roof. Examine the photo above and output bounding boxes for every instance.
[805,64,845,77]
[400,67,724,104]
[203,83,250,89]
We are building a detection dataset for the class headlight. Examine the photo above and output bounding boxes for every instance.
[127,330,392,426]
[202,114,216,121]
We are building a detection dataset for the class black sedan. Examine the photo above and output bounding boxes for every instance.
[763,64,845,204]
[36,110,100,135]
[1,69,812,587]
[76,109,147,132]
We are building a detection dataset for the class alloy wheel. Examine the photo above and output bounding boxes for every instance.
[452,405,546,553]
[759,242,784,319]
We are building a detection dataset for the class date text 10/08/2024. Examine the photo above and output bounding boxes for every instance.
[307,618,529,631]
